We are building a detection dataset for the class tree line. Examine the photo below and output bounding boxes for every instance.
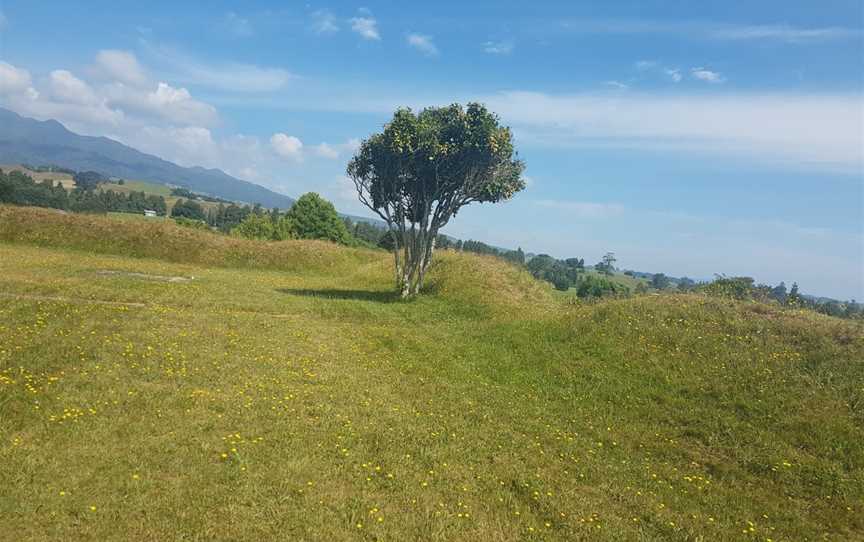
[3,165,860,318]
[0,169,168,215]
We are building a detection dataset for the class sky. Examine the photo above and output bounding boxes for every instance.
[1,0,862,299]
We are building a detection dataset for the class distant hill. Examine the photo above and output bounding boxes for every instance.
[0,108,295,209]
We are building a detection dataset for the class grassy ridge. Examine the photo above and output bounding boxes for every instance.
[0,209,862,541]
[0,205,382,274]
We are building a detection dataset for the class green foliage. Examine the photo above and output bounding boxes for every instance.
[575,273,629,298]
[207,203,251,233]
[285,193,349,243]
[72,170,106,190]
[348,102,526,296]
[0,169,70,209]
[272,215,297,241]
[676,277,696,291]
[527,254,584,291]
[595,252,617,276]
[651,272,670,289]
[171,198,206,221]
[0,168,167,216]
[171,186,233,204]
[172,216,209,230]
[701,275,757,300]
[231,212,275,240]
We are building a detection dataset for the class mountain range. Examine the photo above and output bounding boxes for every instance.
[0,108,295,209]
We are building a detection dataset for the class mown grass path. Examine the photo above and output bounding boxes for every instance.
[1,241,862,541]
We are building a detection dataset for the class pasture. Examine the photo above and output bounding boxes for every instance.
[0,206,862,541]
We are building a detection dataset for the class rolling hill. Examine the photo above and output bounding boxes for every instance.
[0,108,295,209]
[1,205,862,540]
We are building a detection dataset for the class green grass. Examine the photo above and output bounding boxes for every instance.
[1,205,862,541]
[101,179,173,197]
[106,211,168,222]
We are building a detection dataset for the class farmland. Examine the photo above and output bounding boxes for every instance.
[1,206,862,541]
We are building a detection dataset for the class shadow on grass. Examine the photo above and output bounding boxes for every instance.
[276,288,399,303]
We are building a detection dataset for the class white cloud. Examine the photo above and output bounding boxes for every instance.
[351,16,380,40]
[604,81,629,89]
[223,12,253,37]
[534,200,624,218]
[690,67,725,83]
[1,62,123,128]
[95,50,148,87]
[236,166,260,180]
[105,81,218,126]
[0,62,33,94]
[407,33,438,56]
[562,19,859,43]
[481,91,864,170]
[314,143,340,159]
[49,70,99,105]
[141,42,292,92]
[311,10,339,34]
[270,133,304,161]
[635,60,657,70]
[313,138,361,159]
[709,24,858,42]
[484,41,514,55]
[0,57,290,198]
[664,68,682,83]
[0,10,8,30]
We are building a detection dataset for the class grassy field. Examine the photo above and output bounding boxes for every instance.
[0,164,218,214]
[101,179,173,197]
[1,205,862,541]
[100,180,223,214]
[0,165,76,188]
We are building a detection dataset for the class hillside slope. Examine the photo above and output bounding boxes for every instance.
[0,108,295,208]
[0,207,862,541]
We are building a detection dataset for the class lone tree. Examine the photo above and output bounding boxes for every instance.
[285,192,350,244]
[347,103,525,297]
[595,252,616,276]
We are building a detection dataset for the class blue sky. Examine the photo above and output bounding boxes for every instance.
[1,1,862,299]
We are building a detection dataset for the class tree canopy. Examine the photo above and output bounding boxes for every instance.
[285,192,350,243]
[347,102,525,296]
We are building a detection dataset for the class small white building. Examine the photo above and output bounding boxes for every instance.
[143,209,157,218]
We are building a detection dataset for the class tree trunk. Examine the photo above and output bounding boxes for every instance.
[413,234,436,295]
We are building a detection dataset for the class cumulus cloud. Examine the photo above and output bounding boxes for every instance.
[313,138,361,159]
[0,61,123,128]
[690,67,725,83]
[104,81,218,126]
[0,56,301,200]
[314,143,340,159]
[484,41,514,55]
[407,34,438,56]
[312,10,339,34]
[604,81,629,89]
[351,16,380,40]
[96,50,148,86]
[270,133,304,161]
[0,62,34,94]
[49,70,99,105]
